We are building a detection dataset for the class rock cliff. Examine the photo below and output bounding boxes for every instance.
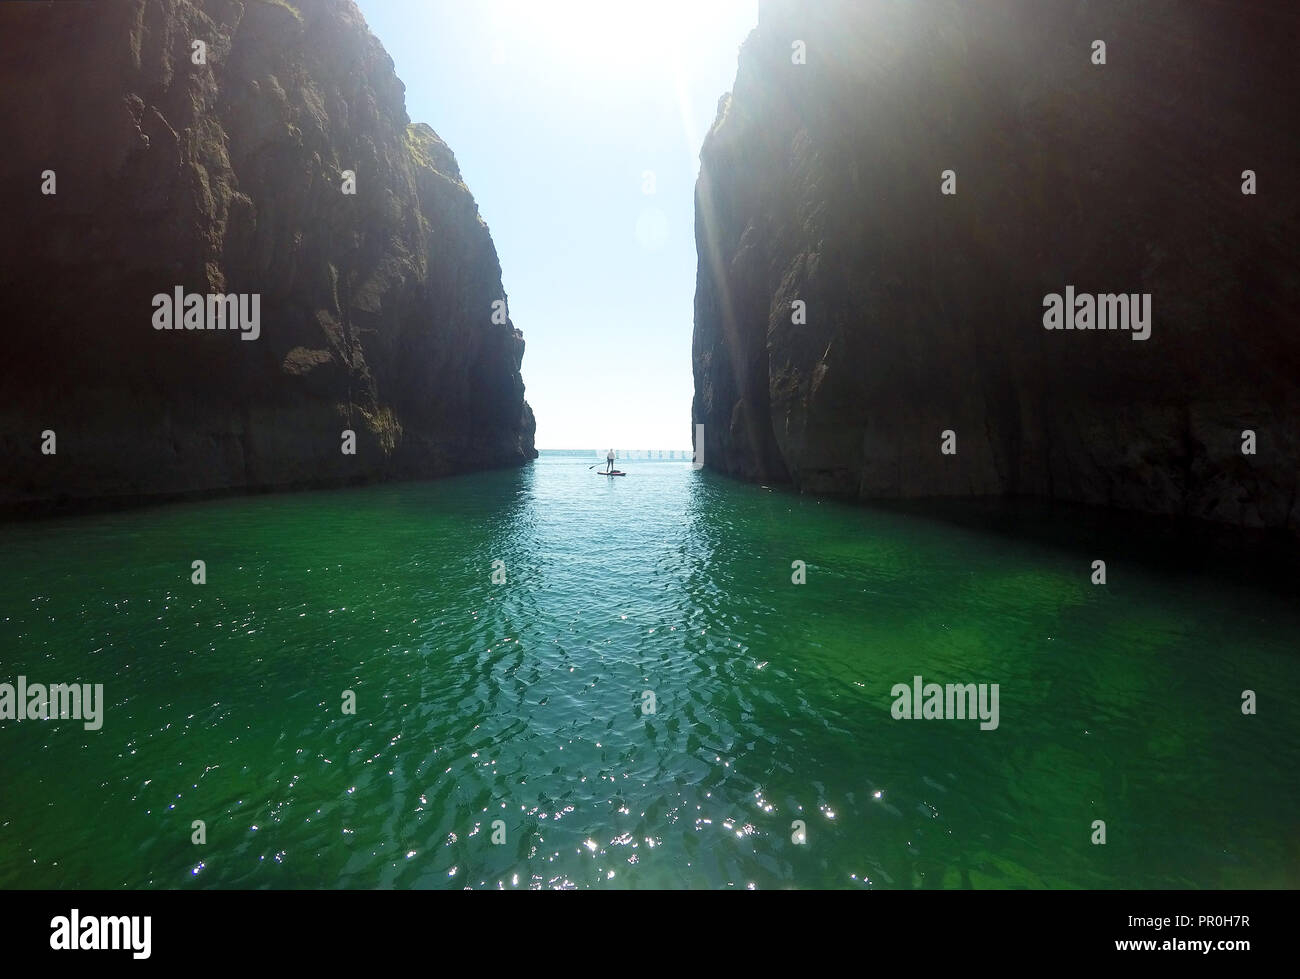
[0,0,535,513]
[692,0,1299,531]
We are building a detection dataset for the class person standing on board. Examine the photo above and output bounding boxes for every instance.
[606,448,616,473]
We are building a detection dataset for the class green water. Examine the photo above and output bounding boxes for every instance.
[1,453,1297,889]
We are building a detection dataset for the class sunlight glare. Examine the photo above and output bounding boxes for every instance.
[489,0,756,71]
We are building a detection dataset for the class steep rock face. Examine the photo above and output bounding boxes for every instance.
[0,0,535,512]
[693,0,1299,531]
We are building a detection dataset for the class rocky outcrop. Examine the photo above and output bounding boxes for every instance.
[0,0,535,513]
[693,0,1300,531]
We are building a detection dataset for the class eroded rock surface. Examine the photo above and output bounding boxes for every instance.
[692,0,1299,531]
[1,0,535,512]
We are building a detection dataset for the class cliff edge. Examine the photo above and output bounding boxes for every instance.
[0,0,536,513]
[692,0,1299,531]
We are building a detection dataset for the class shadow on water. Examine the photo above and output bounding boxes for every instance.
[875,496,1299,598]
[706,465,1300,600]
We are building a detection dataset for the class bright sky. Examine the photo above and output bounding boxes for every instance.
[353,0,758,451]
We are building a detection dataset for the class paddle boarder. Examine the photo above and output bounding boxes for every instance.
[605,448,616,473]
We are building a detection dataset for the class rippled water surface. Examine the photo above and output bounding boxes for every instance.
[1,453,1297,888]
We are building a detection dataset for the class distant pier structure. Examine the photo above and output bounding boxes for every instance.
[592,449,692,461]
